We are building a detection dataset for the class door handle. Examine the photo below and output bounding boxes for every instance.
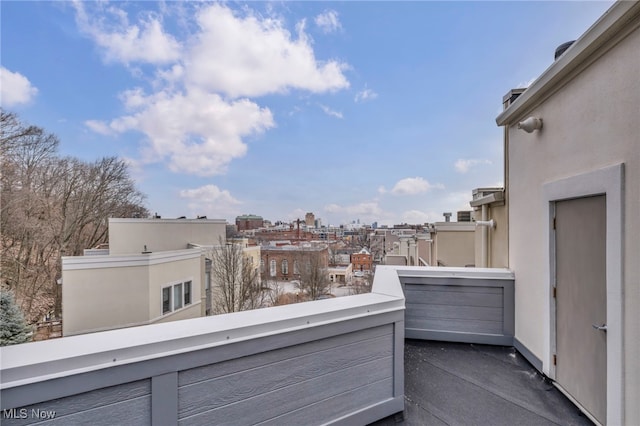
[592,323,607,332]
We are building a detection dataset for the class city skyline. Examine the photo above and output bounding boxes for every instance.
[1,1,613,226]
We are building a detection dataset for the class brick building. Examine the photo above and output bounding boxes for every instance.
[351,248,373,273]
[236,214,264,231]
[261,245,329,281]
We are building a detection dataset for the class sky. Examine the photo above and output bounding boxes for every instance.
[1,1,614,226]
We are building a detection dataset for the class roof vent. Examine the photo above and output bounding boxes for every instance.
[554,40,575,60]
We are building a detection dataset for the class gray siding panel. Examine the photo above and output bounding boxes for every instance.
[406,318,503,334]
[406,303,503,321]
[402,275,514,345]
[260,379,394,426]
[180,360,392,426]
[2,397,150,426]
[37,396,151,426]
[1,380,150,426]
[405,287,503,307]
[178,324,392,387]
[178,332,393,421]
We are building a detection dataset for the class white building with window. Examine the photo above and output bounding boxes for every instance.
[61,218,226,336]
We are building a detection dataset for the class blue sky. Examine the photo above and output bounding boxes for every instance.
[1,1,613,226]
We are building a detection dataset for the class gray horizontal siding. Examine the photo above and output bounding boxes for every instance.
[402,275,514,345]
[1,380,151,426]
[178,326,394,424]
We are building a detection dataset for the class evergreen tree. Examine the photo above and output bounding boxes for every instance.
[0,290,32,346]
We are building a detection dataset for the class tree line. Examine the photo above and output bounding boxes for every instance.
[1,110,148,328]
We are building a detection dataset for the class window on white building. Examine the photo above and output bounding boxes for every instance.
[174,283,183,310]
[162,280,192,315]
[184,281,192,305]
[162,287,172,315]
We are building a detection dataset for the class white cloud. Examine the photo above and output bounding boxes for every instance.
[179,184,241,218]
[73,1,181,65]
[354,88,378,103]
[402,210,435,225]
[377,186,387,194]
[187,4,349,98]
[323,202,383,217]
[85,120,113,135]
[314,10,341,34]
[286,208,307,222]
[454,158,492,174]
[0,67,38,107]
[79,2,349,178]
[319,104,343,119]
[97,88,274,176]
[391,177,444,195]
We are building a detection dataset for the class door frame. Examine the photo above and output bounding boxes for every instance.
[543,163,624,426]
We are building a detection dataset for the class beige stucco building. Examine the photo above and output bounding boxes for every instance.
[62,218,226,336]
[431,222,475,267]
[496,2,640,424]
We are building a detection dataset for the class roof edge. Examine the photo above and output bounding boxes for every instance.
[496,1,640,126]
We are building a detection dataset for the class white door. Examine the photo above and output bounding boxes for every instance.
[555,195,607,424]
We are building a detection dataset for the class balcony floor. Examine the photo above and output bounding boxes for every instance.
[371,339,593,426]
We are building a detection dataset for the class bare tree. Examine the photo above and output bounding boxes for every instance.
[349,273,374,295]
[295,250,331,301]
[1,110,148,324]
[210,241,269,313]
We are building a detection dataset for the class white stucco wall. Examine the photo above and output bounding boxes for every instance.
[505,20,639,424]
[62,250,203,336]
[433,223,475,267]
[62,264,150,336]
[148,254,203,321]
[109,218,226,254]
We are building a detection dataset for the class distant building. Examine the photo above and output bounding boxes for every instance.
[261,245,329,281]
[236,214,264,231]
[305,212,315,227]
[351,248,373,273]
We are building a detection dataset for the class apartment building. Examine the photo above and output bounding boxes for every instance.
[62,218,226,336]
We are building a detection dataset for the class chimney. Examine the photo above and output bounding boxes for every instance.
[443,212,452,222]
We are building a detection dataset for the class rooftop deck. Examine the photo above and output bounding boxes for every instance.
[372,339,592,426]
[1,266,590,425]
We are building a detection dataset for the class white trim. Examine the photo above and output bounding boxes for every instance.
[62,301,203,336]
[543,163,624,426]
[109,218,226,224]
[395,265,514,281]
[62,248,202,270]
[434,223,476,232]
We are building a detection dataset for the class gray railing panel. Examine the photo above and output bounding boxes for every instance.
[400,268,514,345]
[178,329,393,421]
[2,287,405,425]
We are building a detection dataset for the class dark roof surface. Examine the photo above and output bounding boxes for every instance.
[371,339,593,426]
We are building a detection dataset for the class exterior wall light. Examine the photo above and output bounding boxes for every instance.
[517,117,543,133]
